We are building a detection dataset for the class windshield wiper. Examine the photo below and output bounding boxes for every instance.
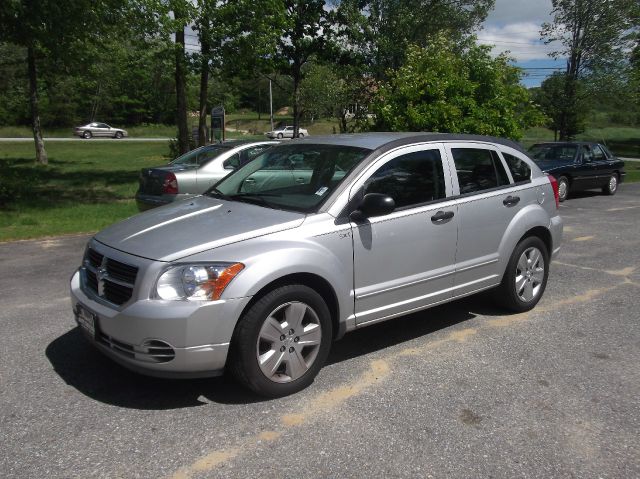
[206,188,232,201]
[229,193,281,208]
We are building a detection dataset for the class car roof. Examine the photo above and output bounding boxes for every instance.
[293,132,525,152]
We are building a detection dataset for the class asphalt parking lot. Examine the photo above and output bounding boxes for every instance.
[1,184,639,479]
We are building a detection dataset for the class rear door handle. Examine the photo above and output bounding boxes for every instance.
[503,195,520,207]
[431,210,454,223]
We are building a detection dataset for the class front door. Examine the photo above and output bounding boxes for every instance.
[351,144,458,326]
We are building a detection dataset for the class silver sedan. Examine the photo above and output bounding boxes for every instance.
[135,140,277,210]
[74,122,128,139]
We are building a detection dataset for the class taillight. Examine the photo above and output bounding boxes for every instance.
[548,174,559,209]
[163,172,178,195]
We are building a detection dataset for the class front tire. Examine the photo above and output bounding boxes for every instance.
[230,284,332,397]
[557,176,569,202]
[494,236,549,313]
[277,133,283,139]
[298,133,304,138]
[82,131,92,139]
[114,131,123,139]
[602,173,618,195]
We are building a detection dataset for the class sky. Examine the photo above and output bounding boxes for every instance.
[480,0,566,87]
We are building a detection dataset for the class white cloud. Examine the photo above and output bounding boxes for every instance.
[477,22,557,61]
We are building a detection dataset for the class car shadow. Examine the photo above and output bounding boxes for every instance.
[46,295,506,410]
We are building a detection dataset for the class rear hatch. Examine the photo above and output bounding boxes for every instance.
[137,165,196,196]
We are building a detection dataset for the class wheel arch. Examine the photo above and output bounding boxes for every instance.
[231,272,343,343]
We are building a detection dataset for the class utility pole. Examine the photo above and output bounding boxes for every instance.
[269,79,274,132]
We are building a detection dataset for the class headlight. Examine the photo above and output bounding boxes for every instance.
[155,263,244,301]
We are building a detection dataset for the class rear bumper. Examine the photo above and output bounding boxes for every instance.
[135,193,193,211]
[549,214,563,260]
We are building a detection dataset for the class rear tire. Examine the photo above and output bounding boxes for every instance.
[602,173,618,195]
[557,176,569,202]
[494,236,549,313]
[229,284,332,397]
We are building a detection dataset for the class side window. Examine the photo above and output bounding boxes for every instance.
[503,153,531,183]
[452,148,510,194]
[223,153,240,170]
[582,146,593,163]
[197,149,223,166]
[364,149,446,209]
[592,145,605,161]
[243,145,271,165]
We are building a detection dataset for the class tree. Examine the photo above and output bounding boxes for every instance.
[336,0,495,80]
[261,1,335,137]
[532,73,586,140]
[541,0,637,140]
[372,36,543,140]
[0,0,124,164]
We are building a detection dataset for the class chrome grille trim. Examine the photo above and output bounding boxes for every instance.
[82,247,138,306]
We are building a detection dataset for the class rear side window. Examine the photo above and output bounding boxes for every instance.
[452,148,509,194]
[503,153,531,183]
[364,149,446,209]
[592,145,606,161]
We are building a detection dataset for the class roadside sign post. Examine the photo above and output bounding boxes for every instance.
[211,106,225,143]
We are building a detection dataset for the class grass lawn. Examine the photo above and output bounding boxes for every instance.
[0,141,170,241]
[624,161,640,183]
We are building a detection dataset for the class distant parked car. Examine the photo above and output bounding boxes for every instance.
[135,140,276,211]
[528,142,626,202]
[74,122,128,139]
[265,126,309,139]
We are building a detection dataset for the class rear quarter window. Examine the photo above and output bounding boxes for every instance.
[503,153,531,183]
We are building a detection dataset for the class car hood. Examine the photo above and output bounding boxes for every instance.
[94,196,305,262]
[532,159,575,172]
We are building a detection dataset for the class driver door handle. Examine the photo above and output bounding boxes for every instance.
[431,210,454,223]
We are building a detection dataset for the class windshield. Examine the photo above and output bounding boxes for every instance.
[207,143,371,212]
[529,144,578,162]
[170,145,232,167]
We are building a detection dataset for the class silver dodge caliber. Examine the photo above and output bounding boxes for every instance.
[70,133,563,397]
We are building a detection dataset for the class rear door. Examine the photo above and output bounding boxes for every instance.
[351,144,458,326]
[445,143,526,296]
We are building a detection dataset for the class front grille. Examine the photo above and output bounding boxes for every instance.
[97,333,175,363]
[83,247,138,306]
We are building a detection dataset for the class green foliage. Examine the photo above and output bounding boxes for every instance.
[372,36,543,140]
[541,0,638,139]
[336,0,495,79]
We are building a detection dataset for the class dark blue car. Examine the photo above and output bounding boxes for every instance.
[529,142,626,202]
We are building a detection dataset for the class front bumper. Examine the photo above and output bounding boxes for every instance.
[70,269,251,378]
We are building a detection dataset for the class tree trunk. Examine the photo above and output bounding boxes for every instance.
[292,65,301,138]
[197,38,210,147]
[27,45,48,165]
[175,25,190,154]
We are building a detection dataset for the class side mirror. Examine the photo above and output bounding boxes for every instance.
[350,193,395,221]
[224,164,237,171]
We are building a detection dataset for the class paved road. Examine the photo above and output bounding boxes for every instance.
[1,185,639,478]
[0,137,171,142]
